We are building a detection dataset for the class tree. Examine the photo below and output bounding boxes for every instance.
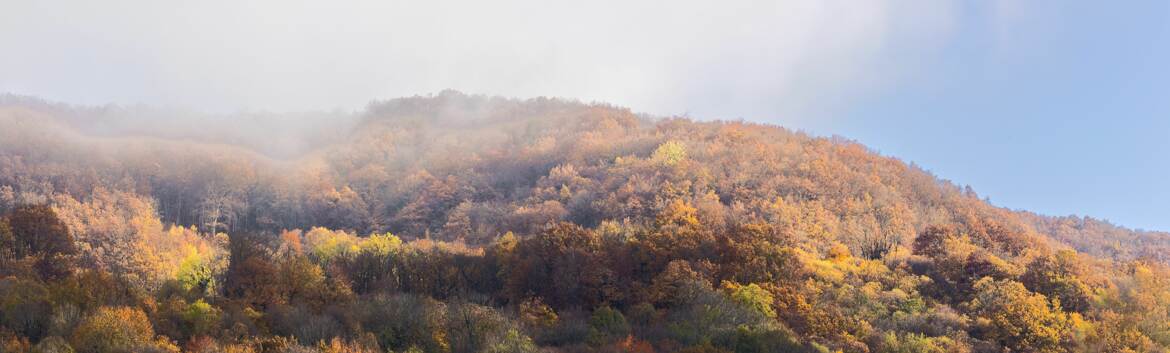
[343,232,402,294]
[277,256,345,310]
[850,202,913,260]
[715,229,804,287]
[961,250,1020,293]
[0,278,52,341]
[1021,250,1093,313]
[518,297,558,329]
[5,205,76,279]
[587,306,630,346]
[446,302,511,353]
[223,233,280,307]
[0,218,13,262]
[721,281,776,319]
[719,326,810,353]
[485,329,537,353]
[1084,311,1153,353]
[0,218,31,279]
[665,279,773,347]
[32,336,75,353]
[648,260,710,307]
[652,140,687,166]
[154,298,222,342]
[506,222,612,308]
[358,294,447,353]
[71,306,170,353]
[912,225,954,259]
[964,278,1073,353]
[640,199,716,273]
[875,332,961,353]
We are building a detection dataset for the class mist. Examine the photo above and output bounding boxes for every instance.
[0,0,956,122]
[0,94,363,159]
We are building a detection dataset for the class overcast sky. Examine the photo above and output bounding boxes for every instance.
[2,0,1168,231]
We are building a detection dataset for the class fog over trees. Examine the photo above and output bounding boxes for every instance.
[1,91,1168,353]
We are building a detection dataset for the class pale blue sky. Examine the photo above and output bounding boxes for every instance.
[1,1,1167,230]
[804,2,1170,232]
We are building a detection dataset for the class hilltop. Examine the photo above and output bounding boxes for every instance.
[1,91,1167,352]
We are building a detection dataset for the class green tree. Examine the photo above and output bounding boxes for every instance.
[652,140,688,166]
[587,306,630,346]
[721,281,777,319]
[0,278,52,341]
[485,328,537,353]
[181,299,222,338]
[0,218,14,263]
[876,332,960,353]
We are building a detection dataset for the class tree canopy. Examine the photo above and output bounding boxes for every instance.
[0,92,1167,353]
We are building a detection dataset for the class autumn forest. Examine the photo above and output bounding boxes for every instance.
[2,91,1169,353]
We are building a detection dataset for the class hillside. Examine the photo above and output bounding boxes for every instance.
[1,91,1168,353]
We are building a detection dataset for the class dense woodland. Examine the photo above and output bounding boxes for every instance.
[2,91,1170,353]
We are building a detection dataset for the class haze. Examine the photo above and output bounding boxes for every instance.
[2,0,1167,231]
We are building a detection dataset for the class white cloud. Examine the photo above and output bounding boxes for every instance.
[0,0,957,120]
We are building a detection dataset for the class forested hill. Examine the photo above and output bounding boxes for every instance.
[1,91,1163,260]
[1,91,1169,353]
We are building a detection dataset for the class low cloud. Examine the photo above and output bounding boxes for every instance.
[1,0,956,121]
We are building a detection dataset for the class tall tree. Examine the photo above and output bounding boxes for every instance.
[5,205,76,279]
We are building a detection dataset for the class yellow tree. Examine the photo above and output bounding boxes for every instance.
[964,278,1073,353]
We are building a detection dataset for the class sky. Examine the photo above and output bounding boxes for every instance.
[1,0,1168,231]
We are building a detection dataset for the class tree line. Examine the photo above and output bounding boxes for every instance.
[1,92,1168,352]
